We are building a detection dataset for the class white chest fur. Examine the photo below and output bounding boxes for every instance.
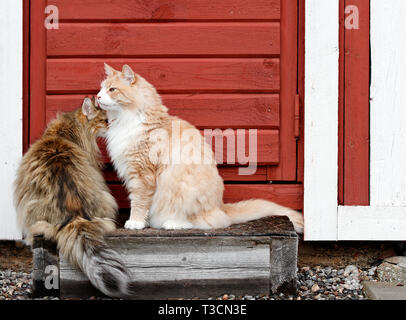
[105,110,145,181]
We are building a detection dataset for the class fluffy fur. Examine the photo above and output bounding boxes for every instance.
[14,98,134,298]
[97,64,304,233]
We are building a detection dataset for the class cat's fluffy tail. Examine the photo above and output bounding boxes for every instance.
[222,199,304,234]
[30,217,135,298]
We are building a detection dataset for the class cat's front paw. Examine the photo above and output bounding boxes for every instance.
[124,220,146,230]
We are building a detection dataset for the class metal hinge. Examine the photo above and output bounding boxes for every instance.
[294,94,301,139]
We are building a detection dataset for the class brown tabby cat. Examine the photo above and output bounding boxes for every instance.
[14,97,134,298]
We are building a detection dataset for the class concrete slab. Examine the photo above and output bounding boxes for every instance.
[363,281,406,300]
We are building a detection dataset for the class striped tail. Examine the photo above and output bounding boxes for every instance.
[31,217,135,298]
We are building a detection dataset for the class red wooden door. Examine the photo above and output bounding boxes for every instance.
[27,0,303,210]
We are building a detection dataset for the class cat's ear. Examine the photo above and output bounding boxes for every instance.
[82,97,97,120]
[91,96,99,109]
[104,63,116,77]
[122,64,136,85]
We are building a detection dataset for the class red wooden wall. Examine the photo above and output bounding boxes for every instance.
[338,0,370,205]
[26,0,304,210]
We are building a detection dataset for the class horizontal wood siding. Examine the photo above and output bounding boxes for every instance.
[47,59,280,93]
[38,0,302,208]
[48,23,280,57]
[50,0,281,21]
[96,130,279,166]
[46,94,280,129]
[103,166,269,182]
[110,184,303,210]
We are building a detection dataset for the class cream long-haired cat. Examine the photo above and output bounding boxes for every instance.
[97,64,304,233]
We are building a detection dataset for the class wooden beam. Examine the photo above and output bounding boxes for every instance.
[343,0,370,205]
[304,0,339,240]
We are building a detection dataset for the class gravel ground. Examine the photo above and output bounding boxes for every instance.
[210,265,378,301]
[0,265,378,301]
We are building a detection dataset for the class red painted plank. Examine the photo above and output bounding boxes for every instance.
[338,0,346,205]
[217,167,268,181]
[109,183,303,210]
[98,129,279,166]
[48,23,280,57]
[343,0,370,205]
[50,0,281,21]
[267,0,298,181]
[47,59,280,93]
[30,1,47,144]
[296,0,305,182]
[46,94,280,129]
[103,166,268,182]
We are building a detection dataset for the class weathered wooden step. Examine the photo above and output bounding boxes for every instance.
[33,216,299,299]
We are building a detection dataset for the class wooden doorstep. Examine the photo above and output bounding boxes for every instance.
[33,217,298,300]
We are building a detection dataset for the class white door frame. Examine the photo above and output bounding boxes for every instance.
[304,0,339,241]
[304,0,406,241]
[0,0,23,240]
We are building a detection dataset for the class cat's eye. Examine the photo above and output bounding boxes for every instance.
[109,88,116,92]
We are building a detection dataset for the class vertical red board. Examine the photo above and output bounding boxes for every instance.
[297,0,305,182]
[267,0,298,181]
[338,0,346,204]
[30,0,47,145]
[341,0,370,205]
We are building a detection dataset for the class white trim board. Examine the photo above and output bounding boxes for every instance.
[0,0,23,240]
[338,207,406,241]
[304,0,339,241]
[370,0,406,207]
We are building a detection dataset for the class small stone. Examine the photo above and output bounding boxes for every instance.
[222,294,229,300]
[305,280,314,287]
[343,283,355,290]
[311,284,320,293]
[366,267,376,276]
[344,265,360,280]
